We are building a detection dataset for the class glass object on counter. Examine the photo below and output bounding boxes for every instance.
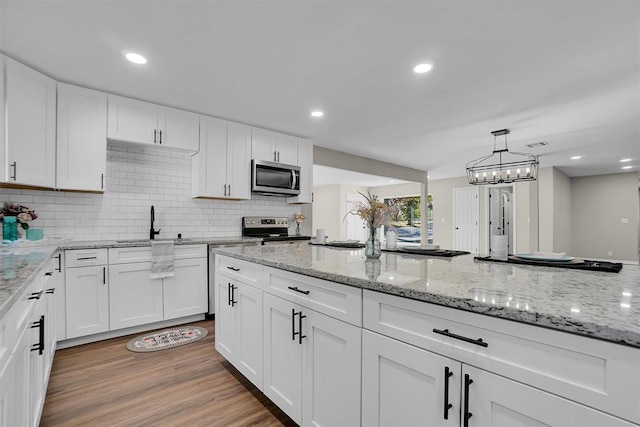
[2,216,18,241]
[26,228,44,241]
[365,227,382,259]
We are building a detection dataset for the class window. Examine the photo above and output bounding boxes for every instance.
[384,195,433,244]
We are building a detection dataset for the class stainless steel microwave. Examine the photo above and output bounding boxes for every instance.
[251,159,301,196]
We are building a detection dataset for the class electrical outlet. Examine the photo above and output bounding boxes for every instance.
[621,218,629,224]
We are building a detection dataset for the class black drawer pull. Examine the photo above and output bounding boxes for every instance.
[226,266,240,272]
[287,286,310,295]
[29,291,43,300]
[443,366,454,419]
[464,374,473,427]
[77,256,98,261]
[56,253,62,272]
[433,328,488,347]
[45,271,53,276]
[46,288,55,294]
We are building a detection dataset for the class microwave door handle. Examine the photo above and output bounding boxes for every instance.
[291,170,298,190]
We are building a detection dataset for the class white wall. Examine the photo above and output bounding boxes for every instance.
[0,142,300,241]
[538,167,571,253]
[311,184,341,241]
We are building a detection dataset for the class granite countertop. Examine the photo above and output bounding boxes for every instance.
[0,237,260,319]
[213,243,640,349]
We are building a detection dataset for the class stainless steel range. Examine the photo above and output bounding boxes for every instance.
[242,216,311,245]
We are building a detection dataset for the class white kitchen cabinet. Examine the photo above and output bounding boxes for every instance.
[65,250,109,339]
[0,352,13,426]
[108,262,164,330]
[287,138,313,204]
[52,251,66,341]
[107,94,199,152]
[56,83,107,191]
[192,117,251,199]
[164,257,208,320]
[262,291,362,426]
[362,329,461,427]
[215,272,263,389]
[1,56,56,188]
[251,127,298,165]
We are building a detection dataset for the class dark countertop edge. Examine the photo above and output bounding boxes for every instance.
[214,250,640,349]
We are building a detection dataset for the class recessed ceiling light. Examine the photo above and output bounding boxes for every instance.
[622,165,633,170]
[122,50,147,65]
[620,158,632,163]
[413,62,433,74]
[310,110,324,118]
[570,156,582,160]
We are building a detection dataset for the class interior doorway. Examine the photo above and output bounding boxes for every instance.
[488,186,515,255]
[453,187,479,252]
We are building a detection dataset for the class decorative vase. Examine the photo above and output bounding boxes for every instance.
[2,216,18,241]
[364,227,382,259]
[295,222,301,236]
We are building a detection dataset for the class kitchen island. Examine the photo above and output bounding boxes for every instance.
[213,243,640,426]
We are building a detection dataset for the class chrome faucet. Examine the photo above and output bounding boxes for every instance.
[150,205,161,240]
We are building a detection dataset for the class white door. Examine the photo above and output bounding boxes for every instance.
[287,138,313,204]
[158,105,199,151]
[235,281,263,390]
[453,187,479,252]
[5,57,56,187]
[263,293,302,424]
[107,94,158,145]
[56,84,107,191]
[65,266,109,339]
[302,309,362,427]
[163,258,207,320]
[214,274,236,361]
[226,121,252,199]
[464,364,635,426]
[346,194,368,242]
[252,128,278,162]
[108,262,163,330]
[362,330,462,427]
[192,116,228,198]
[275,133,298,165]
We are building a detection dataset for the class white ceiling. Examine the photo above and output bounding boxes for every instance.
[1,0,638,182]
[313,165,409,188]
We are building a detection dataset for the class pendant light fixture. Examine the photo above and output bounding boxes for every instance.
[466,129,539,185]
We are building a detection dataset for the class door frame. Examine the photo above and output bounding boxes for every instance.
[483,184,518,255]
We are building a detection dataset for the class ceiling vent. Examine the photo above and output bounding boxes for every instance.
[526,141,549,148]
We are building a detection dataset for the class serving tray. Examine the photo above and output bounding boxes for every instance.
[383,247,470,257]
[474,255,623,273]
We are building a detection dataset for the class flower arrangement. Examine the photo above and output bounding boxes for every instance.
[347,192,391,231]
[1,203,38,229]
[293,213,305,224]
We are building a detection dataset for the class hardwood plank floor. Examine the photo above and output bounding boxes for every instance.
[41,320,297,427]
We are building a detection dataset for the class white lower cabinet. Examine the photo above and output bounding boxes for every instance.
[65,264,109,339]
[263,292,362,426]
[215,273,263,389]
[164,258,208,320]
[109,262,163,330]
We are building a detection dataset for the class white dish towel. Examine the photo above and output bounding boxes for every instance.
[150,241,175,279]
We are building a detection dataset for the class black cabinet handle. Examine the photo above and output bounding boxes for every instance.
[77,256,97,261]
[10,161,17,180]
[45,271,53,276]
[292,309,307,344]
[433,328,488,348]
[463,374,473,427]
[287,286,310,295]
[226,266,240,272]
[291,308,296,341]
[444,366,454,419]
[298,311,306,344]
[159,130,163,144]
[273,150,277,162]
[29,291,43,300]
[30,315,45,356]
[231,284,237,307]
[56,254,62,272]
[103,267,106,284]
[46,288,55,294]
[101,173,104,189]
[227,184,231,196]
[154,129,157,143]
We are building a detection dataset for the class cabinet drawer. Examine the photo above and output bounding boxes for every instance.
[110,244,207,264]
[215,255,261,288]
[363,290,640,424]
[264,267,362,326]
[66,248,108,267]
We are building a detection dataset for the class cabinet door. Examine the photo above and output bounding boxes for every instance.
[287,138,313,204]
[234,281,263,390]
[302,309,362,427]
[53,252,66,341]
[275,133,298,165]
[107,94,158,145]
[362,330,461,427]
[0,354,13,426]
[28,301,46,427]
[163,257,207,320]
[11,325,30,427]
[65,266,109,339]
[158,105,199,152]
[252,128,278,162]
[263,293,302,424]
[109,262,163,330]
[226,121,252,199]
[464,365,636,427]
[4,57,56,187]
[192,116,227,198]
[56,83,107,191]
[215,274,236,361]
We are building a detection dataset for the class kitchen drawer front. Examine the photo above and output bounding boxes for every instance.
[110,244,207,264]
[66,248,108,267]
[363,290,640,424]
[215,255,261,288]
[264,267,362,326]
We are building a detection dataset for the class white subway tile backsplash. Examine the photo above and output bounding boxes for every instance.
[1,143,301,241]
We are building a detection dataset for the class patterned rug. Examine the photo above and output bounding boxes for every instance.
[126,326,208,353]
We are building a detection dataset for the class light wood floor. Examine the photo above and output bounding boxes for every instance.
[41,320,296,427]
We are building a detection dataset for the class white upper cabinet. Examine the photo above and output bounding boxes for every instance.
[192,117,251,199]
[1,56,56,188]
[107,94,199,152]
[56,84,107,192]
[252,128,298,165]
[287,138,313,204]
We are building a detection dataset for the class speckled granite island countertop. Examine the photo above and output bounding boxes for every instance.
[214,244,640,349]
[0,237,260,319]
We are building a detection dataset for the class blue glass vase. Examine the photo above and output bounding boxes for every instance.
[3,216,18,241]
